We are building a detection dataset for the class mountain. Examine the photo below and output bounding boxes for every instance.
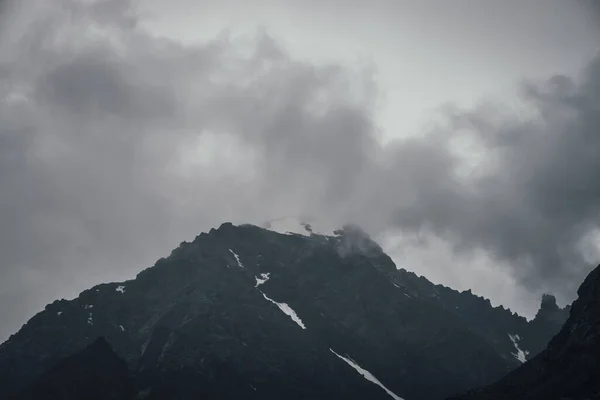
[449,264,600,400]
[0,220,568,399]
[11,337,133,400]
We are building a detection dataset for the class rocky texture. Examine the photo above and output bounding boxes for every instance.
[12,337,133,400]
[0,222,569,400]
[522,293,571,356]
[449,264,600,400]
[395,271,568,366]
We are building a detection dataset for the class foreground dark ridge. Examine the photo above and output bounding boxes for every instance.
[0,222,568,399]
[11,337,133,400]
[449,264,600,400]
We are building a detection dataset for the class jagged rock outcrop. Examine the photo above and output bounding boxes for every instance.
[0,222,569,400]
[449,264,600,400]
[521,293,571,356]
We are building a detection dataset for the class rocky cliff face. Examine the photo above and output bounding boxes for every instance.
[0,222,568,400]
[449,264,600,400]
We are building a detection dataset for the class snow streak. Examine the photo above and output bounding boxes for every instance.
[330,349,404,400]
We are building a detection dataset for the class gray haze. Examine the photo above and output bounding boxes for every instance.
[1,0,600,341]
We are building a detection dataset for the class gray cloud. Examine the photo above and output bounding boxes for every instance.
[1,0,600,341]
[385,68,600,292]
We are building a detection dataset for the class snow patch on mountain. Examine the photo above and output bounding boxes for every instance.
[508,333,529,363]
[330,349,404,400]
[260,292,306,329]
[116,285,125,293]
[255,273,270,288]
[229,249,244,268]
[262,216,337,237]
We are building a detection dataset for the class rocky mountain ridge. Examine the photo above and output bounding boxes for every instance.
[0,222,569,399]
[449,264,600,400]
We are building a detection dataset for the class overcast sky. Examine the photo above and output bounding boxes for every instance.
[1,0,600,342]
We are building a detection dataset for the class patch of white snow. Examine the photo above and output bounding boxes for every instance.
[262,216,336,237]
[255,273,271,287]
[229,249,244,268]
[84,304,93,309]
[508,333,529,363]
[330,349,404,400]
[57,311,63,316]
[87,313,93,326]
[116,285,125,293]
[260,292,306,329]
[119,325,125,331]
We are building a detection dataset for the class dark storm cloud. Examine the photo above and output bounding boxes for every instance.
[385,67,600,293]
[1,0,599,341]
[374,70,600,299]
[0,0,380,341]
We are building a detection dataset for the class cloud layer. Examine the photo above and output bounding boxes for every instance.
[1,0,599,341]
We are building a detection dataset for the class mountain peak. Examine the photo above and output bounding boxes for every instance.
[538,294,559,314]
[533,293,569,325]
[540,293,557,306]
[261,216,339,237]
[0,220,571,400]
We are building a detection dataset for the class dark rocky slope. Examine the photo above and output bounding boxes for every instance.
[12,337,133,400]
[450,264,600,400]
[0,222,568,399]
